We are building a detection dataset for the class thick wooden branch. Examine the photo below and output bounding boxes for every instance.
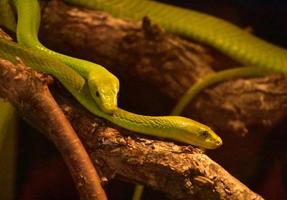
[4,0,287,199]
[37,0,287,198]
[40,1,287,184]
[0,58,263,199]
[0,52,106,199]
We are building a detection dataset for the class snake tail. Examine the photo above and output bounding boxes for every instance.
[171,67,274,115]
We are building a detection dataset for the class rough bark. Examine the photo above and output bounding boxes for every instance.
[0,58,263,199]
[0,59,107,200]
[40,0,287,137]
[39,1,287,185]
[3,0,287,199]
[0,31,107,200]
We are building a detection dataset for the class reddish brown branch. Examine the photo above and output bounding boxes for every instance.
[0,42,263,199]
[2,0,283,198]
[58,94,264,200]
[0,57,106,200]
[39,1,273,199]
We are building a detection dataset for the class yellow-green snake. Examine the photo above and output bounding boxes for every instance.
[59,1,287,199]
[1,0,285,199]
[63,0,287,114]
[0,0,222,150]
[14,0,119,114]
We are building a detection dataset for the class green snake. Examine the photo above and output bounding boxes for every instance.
[0,0,222,150]
[1,0,285,199]
[63,0,287,114]
[14,0,119,114]
[59,1,287,199]
[64,0,287,71]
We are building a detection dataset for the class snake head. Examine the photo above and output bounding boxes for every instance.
[171,117,222,149]
[88,73,120,114]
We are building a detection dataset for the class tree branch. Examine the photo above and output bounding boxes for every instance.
[0,56,107,200]
[39,2,287,185]
[0,58,263,199]
[3,0,284,199]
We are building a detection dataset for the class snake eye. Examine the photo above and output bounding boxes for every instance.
[95,91,100,98]
[201,130,209,138]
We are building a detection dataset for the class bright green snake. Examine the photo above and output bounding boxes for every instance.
[1,0,285,199]
[14,0,120,114]
[63,0,287,115]
[57,1,287,199]
[0,0,223,150]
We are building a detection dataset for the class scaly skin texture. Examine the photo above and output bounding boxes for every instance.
[13,0,119,113]
[0,37,222,149]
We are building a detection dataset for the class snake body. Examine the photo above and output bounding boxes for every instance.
[64,0,287,72]
[63,0,287,115]
[0,0,222,149]
[0,37,222,149]
[7,1,284,199]
[14,0,120,113]
[62,1,286,198]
